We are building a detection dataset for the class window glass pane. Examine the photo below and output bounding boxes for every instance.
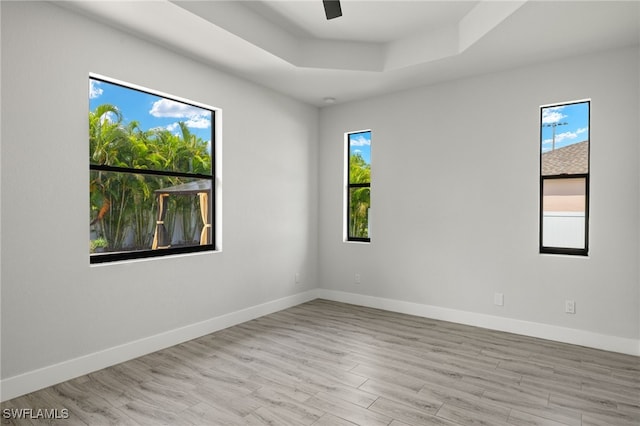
[349,187,370,239]
[346,130,371,242]
[349,132,371,184]
[90,76,216,263]
[540,100,589,254]
[542,177,586,249]
[541,101,589,175]
[90,78,212,175]
[90,171,212,255]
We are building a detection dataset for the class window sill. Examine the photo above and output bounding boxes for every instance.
[344,240,371,245]
[90,248,220,267]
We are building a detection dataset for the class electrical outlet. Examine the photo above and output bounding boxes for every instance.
[565,300,576,314]
[295,273,300,284]
[355,273,361,284]
[494,293,504,306]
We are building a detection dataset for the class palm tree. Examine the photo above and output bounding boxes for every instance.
[89,104,132,250]
[89,104,124,166]
[349,153,371,238]
[172,122,212,244]
[128,124,159,249]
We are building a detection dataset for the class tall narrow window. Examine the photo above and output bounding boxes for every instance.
[89,75,216,263]
[540,100,589,255]
[346,130,371,242]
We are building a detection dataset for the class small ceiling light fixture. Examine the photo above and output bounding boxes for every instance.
[323,97,336,104]
[323,0,342,20]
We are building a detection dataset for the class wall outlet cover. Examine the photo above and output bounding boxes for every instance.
[565,300,576,314]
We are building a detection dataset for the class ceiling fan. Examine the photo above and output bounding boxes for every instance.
[323,0,342,20]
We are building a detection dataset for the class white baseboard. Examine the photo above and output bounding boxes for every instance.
[0,289,320,402]
[315,289,640,357]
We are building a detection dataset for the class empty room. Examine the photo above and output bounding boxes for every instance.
[1,1,639,425]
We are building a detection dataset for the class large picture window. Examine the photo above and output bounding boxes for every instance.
[89,76,216,263]
[346,130,371,242]
[540,100,589,255]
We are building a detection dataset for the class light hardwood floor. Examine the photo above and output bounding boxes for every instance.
[2,299,639,425]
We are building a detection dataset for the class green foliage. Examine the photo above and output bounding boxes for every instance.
[349,153,371,239]
[90,237,108,253]
[349,153,370,184]
[89,104,212,253]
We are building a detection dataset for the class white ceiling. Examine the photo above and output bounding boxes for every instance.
[58,0,640,107]
[240,1,479,43]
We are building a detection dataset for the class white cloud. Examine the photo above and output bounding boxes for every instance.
[89,80,103,99]
[554,127,588,144]
[543,127,589,150]
[350,134,370,147]
[541,106,566,124]
[100,111,117,124]
[554,131,575,143]
[149,99,204,119]
[165,117,210,133]
[166,122,180,132]
[185,116,210,129]
[150,99,211,131]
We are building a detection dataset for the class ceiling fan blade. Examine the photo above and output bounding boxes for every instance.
[323,0,342,20]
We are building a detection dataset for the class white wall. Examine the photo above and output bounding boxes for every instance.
[1,0,318,390]
[319,47,640,347]
[2,0,639,403]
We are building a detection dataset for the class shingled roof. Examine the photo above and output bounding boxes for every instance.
[541,140,589,176]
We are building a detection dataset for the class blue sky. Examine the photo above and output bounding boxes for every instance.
[350,131,371,164]
[541,101,589,153]
[89,79,212,143]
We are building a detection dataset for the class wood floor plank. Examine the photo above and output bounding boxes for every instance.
[508,404,581,426]
[319,382,378,408]
[247,374,315,403]
[368,397,446,426]
[2,299,638,426]
[581,412,640,426]
[548,391,639,423]
[435,402,512,426]
[421,387,510,422]
[349,364,426,392]
[417,379,485,405]
[519,369,583,394]
[507,409,570,426]
[190,383,262,418]
[243,405,308,426]
[359,379,443,413]
[178,401,247,426]
[305,392,392,426]
[481,386,550,411]
[250,387,323,425]
[311,412,359,426]
[118,399,185,425]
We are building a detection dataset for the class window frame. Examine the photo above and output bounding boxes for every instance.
[89,75,217,264]
[539,100,590,256]
[346,130,371,243]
